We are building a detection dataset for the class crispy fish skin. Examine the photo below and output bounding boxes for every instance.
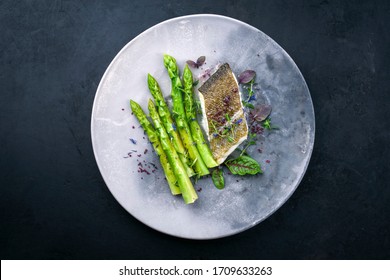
[198,63,248,165]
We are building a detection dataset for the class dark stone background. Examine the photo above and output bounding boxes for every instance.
[1,0,389,259]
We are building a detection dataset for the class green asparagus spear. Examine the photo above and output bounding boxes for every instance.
[130,100,181,195]
[182,64,218,168]
[147,74,195,178]
[148,99,198,204]
[163,54,210,177]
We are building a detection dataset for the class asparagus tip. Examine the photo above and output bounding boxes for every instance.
[129,99,138,111]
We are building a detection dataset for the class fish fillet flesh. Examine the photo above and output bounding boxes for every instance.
[198,63,248,165]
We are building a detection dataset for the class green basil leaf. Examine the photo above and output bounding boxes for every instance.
[211,168,225,189]
[242,101,255,109]
[225,155,263,175]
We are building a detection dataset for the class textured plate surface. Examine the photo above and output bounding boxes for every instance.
[91,14,315,239]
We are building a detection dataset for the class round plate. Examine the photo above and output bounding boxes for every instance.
[91,14,315,239]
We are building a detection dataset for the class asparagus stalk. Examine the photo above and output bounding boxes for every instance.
[163,54,210,177]
[130,100,181,195]
[182,64,218,168]
[148,99,198,204]
[147,74,195,178]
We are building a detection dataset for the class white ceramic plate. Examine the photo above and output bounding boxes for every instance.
[91,14,315,239]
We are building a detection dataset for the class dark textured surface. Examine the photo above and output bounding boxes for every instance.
[1,0,389,259]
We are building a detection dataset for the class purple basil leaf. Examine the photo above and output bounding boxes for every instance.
[196,56,206,66]
[186,60,198,68]
[252,104,272,122]
[238,70,256,84]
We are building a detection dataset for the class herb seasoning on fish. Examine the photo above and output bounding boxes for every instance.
[198,63,248,165]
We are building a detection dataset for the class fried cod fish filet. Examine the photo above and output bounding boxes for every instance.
[198,63,248,165]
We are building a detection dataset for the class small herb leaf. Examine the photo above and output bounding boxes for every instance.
[251,104,272,122]
[225,155,262,175]
[196,56,206,66]
[187,56,206,68]
[212,168,225,189]
[262,117,278,130]
[243,101,255,109]
[238,70,256,84]
[186,60,198,68]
